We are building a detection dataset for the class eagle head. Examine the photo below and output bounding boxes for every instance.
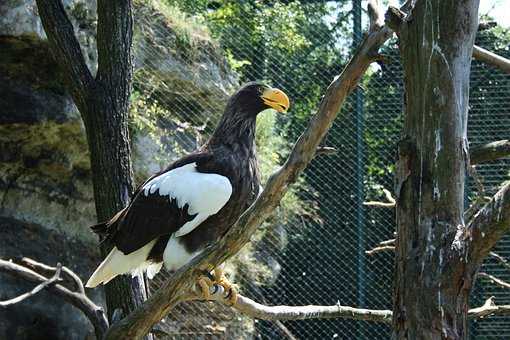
[226,81,290,118]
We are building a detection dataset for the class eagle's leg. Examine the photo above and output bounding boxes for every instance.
[196,268,237,305]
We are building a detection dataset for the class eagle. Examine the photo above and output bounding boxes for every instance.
[85,82,290,304]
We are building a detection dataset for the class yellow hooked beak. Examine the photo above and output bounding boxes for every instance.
[261,88,290,113]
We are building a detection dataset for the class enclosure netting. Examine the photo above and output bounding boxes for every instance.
[132,1,510,338]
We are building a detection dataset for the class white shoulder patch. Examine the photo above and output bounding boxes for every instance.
[142,162,232,237]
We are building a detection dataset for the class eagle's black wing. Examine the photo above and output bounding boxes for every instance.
[91,152,232,255]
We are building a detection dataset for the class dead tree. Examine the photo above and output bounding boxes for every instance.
[388,1,480,338]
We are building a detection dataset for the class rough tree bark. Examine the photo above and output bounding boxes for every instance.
[390,1,480,338]
[35,0,148,323]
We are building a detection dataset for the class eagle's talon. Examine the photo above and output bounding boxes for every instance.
[197,276,213,300]
[223,284,238,306]
[217,276,238,306]
[196,269,237,305]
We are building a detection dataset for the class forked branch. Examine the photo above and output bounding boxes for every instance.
[0,262,62,307]
[0,258,109,339]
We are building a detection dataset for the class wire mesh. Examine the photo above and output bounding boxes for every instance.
[131,1,510,339]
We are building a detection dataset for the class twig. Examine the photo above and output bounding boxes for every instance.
[478,272,510,289]
[315,146,337,157]
[0,262,62,307]
[274,320,298,340]
[363,201,396,208]
[379,239,396,246]
[489,252,510,271]
[365,245,395,256]
[21,257,85,294]
[364,188,396,208]
[0,258,109,339]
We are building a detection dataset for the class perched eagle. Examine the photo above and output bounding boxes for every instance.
[86,82,290,302]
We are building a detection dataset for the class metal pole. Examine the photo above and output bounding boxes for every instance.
[353,0,366,317]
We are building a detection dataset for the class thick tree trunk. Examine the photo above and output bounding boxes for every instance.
[36,0,148,325]
[392,1,479,339]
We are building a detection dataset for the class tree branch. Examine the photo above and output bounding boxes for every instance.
[469,181,510,261]
[478,272,510,289]
[364,188,396,207]
[183,284,393,323]
[227,295,392,323]
[470,140,510,164]
[21,257,85,294]
[473,45,510,74]
[0,258,109,339]
[208,285,510,323]
[366,245,395,256]
[468,296,510,319]
[104,4,394,339]
[0,263,62,307]
[35,0,94,111]
[489,252,510,271]
[315,146,337,157]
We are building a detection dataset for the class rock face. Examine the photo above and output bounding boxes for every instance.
[0,217,103,340]
[0,1,241,339]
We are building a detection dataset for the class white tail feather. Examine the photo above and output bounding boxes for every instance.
[85,240,157,288]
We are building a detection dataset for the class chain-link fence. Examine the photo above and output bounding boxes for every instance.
[130,1,510,338]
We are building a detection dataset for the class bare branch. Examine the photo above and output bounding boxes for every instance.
[0,263,62,307]
[104,4,394,339]
[366,245,395,256]
[35,0,94,110]
[204,285,392,323]
[207,285,510,323]
[379,238,396,246]
[468,297,510,319]
[231,295,392,323]
[315,146,337,157]
[363,201,395,208]
[489,252,510,271]
[0,258,108,339]
[21,257,85,294]
[473,45,510,74]
[478,272,510,289]
[364,188,396,208]
[468,181,510,261]
[470,140,510,164]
